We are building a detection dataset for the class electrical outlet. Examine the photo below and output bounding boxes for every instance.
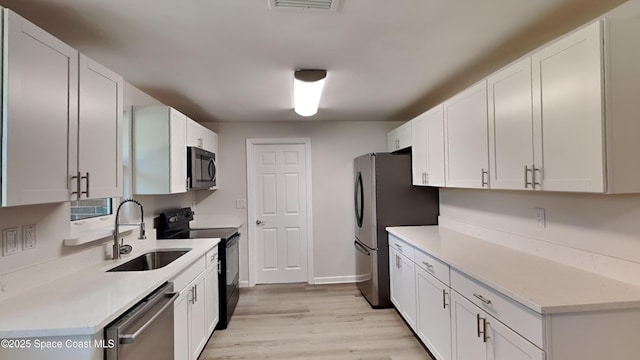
[535,208,546,228]
[3,228,20,256]
[23,225,36,250]
[236,199,247,209]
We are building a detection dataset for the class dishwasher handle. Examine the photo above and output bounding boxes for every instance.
[119,291,178,345]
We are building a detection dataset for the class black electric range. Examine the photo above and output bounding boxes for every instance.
[156,208,239,330]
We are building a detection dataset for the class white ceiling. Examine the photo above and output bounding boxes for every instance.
[0,0,627,122]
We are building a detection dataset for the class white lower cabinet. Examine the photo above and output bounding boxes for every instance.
[205,249,220,336]
[416,267,451,360]
[174,290,190,360]
[172,246,219,360]
[389,246,417,330]
[451,291,543,360]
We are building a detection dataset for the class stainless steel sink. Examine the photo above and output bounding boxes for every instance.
[107,249,191,272]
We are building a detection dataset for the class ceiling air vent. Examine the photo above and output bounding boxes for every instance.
[269,0,339,12]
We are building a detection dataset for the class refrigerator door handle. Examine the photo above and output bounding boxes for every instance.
[354,240,371,256]
[354,172,364,227]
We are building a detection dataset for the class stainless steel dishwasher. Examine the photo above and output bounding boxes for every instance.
[105,282,177,360]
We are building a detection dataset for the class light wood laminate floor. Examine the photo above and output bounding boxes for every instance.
[200,283,433,360]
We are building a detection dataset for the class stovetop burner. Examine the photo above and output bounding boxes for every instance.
[155,207,238,240]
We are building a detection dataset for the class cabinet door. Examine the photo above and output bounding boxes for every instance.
[390,247,417,330]
[532,21,604,193]
[451,292,487,360]
[416,268,451,360]
[397,122,412,150]
[78,54,123,199]
[444,81,490,189]
[205,259,220,336]
[411,113,428,186]
[488,58,535,190]
[2,10,78,206]
[174,290,190,360]
[486,316,545,360]
[186,118,202,149]
[425,104,446,186]
[190,274,208,360]
[202,129,218,155]
[169,108,188,194]
[388,128,399,152]
[389,248,402,309]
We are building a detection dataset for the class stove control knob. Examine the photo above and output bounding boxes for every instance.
[168,216,178,223]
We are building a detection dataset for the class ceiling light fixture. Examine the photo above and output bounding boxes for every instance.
[294,69,327,117]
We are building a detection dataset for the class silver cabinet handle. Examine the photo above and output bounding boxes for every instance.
[524,165,532,188]
[256,219,263,225]
[483,318,489,343]
[425,173,429,185]
[71,172,82,199]
[533,165,541,189]
[217,259,222,274]
[422,261,434,269]
[477,315,489,343]
[82,172,90,198]
[443,289,448,309]
[481,168,489,187]
[395,243,402,251]
[186,177,190,190]
[473,293,492,305]
[71,172,90,199]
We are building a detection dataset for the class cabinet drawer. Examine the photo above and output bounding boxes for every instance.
[415,249,450,285]
[389,234,414,262]
[451,268,543,348]
[206,246,218,267]
[171,255,206,292]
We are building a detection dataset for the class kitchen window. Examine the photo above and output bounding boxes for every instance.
[70,198,113,221]
[69,197,117,235]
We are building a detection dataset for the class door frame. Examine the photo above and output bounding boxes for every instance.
[246,138,314,287]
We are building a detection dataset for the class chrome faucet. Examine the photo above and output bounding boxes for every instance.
[113,198,146,260]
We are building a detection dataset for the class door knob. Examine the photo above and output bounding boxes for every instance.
[256,220,263,225]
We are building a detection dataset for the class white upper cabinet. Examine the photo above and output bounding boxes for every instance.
[444,81,490,189]
[186,118,218,154]
[531,19,640,193]
[532,21,604,193]
[388,121,412,152]
[487,58,535,190]
[412,105,445,187]
[1,9,123,206]
[133,106,187,194]
[1,9,78,206]
[76,54,124,200]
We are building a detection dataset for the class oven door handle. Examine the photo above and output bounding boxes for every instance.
[119,291,178,344]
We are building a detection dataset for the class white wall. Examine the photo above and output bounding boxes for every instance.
[195,121,401,284]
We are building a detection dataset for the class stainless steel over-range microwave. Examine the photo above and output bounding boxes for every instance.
[187,146,217,190]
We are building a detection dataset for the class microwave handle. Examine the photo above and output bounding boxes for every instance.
[208,159,215,180]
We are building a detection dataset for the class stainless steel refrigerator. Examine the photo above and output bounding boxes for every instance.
[354,152,439,308]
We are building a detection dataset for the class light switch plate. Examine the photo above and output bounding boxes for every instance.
[23,225,36,250]
[3,228,20,256]
[236,199,247,209]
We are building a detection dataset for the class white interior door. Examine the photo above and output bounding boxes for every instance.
[250,140,310,284]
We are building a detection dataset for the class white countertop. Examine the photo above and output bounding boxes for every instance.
[0,239,219,338]
[386,226,640,314]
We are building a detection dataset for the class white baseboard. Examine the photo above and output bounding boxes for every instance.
[239,280,250,288]
[439,216,640,287]
[313,275,357,284]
